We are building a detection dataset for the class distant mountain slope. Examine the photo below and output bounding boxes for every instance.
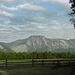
[3,35,75,52]
[0,43,13,52]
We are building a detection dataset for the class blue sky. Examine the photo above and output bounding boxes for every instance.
[0,0,74,42]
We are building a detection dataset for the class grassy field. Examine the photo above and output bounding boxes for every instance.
[0,59,73,75]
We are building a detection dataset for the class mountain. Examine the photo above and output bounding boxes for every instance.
[3,35,75,52]
[0,43,13,52]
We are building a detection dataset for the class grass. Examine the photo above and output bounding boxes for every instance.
[0,66,71,75]
[0,59,74,75]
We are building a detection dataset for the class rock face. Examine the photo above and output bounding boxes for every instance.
[3,35,75,52]
[0,43,13,52]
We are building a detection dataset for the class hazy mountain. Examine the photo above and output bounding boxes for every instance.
[3,35,75,52]
[0,43,13,52]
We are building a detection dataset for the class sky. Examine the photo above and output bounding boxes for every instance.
[0,0,74,42]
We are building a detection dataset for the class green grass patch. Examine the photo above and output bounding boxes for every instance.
[0,59,74,75]
[0,66,71,75]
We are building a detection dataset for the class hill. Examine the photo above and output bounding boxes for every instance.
[3,35,75,52]
[0,43,13,52]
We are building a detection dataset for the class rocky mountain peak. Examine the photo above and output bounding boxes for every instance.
[25,35,46,48]
[2,35,75,52]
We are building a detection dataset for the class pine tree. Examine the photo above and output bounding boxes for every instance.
[69,0,75,29]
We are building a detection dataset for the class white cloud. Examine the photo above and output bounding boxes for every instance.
[0,0,74,42]
[0,0,70,5]
[4,21,11,24]
[0,0,14,3]
[0,19,11,24]
[0,4,45,12]
[50,0,70,11]
[0,10,15,18]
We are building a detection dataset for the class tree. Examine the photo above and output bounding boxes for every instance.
[69,0,75,29]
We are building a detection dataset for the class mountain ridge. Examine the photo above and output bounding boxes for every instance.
[2,35,75,52]
[0,43,13,52]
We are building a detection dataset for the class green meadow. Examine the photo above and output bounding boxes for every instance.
[0,59,73,75]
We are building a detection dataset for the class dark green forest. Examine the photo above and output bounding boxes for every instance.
[0,51,75,60]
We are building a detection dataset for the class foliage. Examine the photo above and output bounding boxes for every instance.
[0,51,75,60]
[69,0,75,28]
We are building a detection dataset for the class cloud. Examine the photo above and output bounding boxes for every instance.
[50,0,70,11]
[0,0,14,3]
[0,0,74,42]
[0,10,15,18]
[0,0,70,5]
[0,4,45,12]
[0,18,11,24]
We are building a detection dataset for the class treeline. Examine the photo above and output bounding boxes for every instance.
[0,51,75,60]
